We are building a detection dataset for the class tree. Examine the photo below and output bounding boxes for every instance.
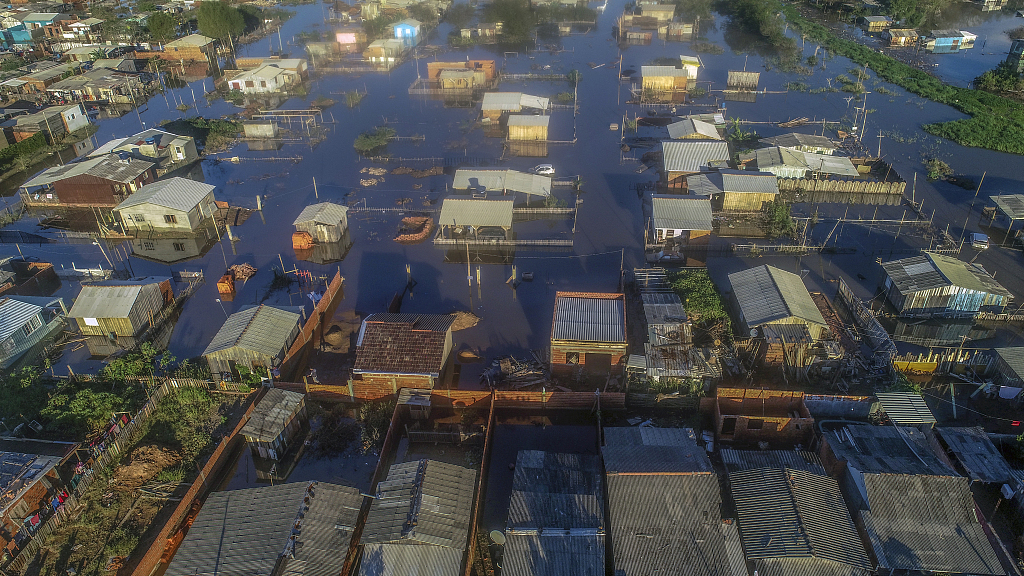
[197,1,245,45]
[444,3,475,29]
[147,11,178,42]
[482,0,534,41]
[407,2,439,26]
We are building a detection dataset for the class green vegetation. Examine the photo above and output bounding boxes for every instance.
[672,0,713,21]
[197,1,245,43]
[974,61,1024,98]
[888,372,923,394]
[1,57,28,72]
[785,81,810,92]
[362,13,402,40]
[691,41,724,54]
[345,90,367,107]
[141,387,219,468]
[407,2,440,26]
[783,4,1024,154]
[723,0,796,51]
[666,269,732,344]
[688,85,707,98]
[554,91,574,103]
[147,12,178,42]
[805,54,818,67]
[482,0,534,41]
[0,132,47,174]
[444,3,476,29]
[535,1,596,22]
[567,69,582,86]
[353,126,397,154]
[726,118,759,146]
[162,116,241,151]
[359,399,396,452]
[763,199,795,239]
[1008,26,1024,40]
[924,157,953,181]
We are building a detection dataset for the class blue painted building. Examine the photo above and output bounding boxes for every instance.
[924,29,976,53]
[393,18,422,39]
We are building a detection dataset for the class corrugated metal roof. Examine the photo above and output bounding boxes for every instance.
[754,147,859,177]
[728,265,827,330]
[0,296,58,342]
[991,194,1024,219]
[359,543,463,576]
[720,449,825,473]
[661,140,731,173]
[519,94,549,110]
[825,425,955,476]
[202,305,302,358]
[651,195,713,231]
[759,133,837,150]
[875,392,937,425]
[860,474,1003,574]
[731,468,871,572]
[68,279,163,320]
[937,426,1013,483]
[995,346,1024,379]
[452,169,551,197]
[603,427,711,473]
[641,65,687,77]
[551,292,625,343]
[481,92,549,111]
[166,482,363,576]
[362,459,475,548]
[508,450,603,530]
[166,33,215,47]
[761,323,812,344]
[240,389,304,442]
[666,117,721,139]
[505,451,604,576]
[292,202,348,226]
[114,177,214,212]
[22,154,154,187]
[641,291,686,326]
[688,169,780,197]
[503,533,604,576]
[928,252,1010,296]
[438,197,513,228]
[507,115,549,127]
[754,558,870,576]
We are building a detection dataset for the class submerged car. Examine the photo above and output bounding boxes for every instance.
[970,232,989,249]
[533,164,555,175]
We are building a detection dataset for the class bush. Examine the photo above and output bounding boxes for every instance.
[359,399,395,453]
[482,0,534,41]
[105,528,139,558]
[924,157,953,181]
[142,387,218,467]
[354,126,396,153]
[763,199,795,238]
[666,269,732,344]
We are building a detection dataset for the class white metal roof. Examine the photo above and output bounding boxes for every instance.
[507,115,549,127]
[114,177,214,212]
[292,202,348,226]
[661,140,731,173]
[438,197,514,227]
[651,195,713,231]
[452,169,551,197]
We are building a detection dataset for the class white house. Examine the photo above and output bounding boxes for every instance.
[227,63,301,94]
[114,177,216,233]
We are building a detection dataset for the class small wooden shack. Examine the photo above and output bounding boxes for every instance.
[69,277,172,338]
[241,388,307,461]
[883,28,919,47]
[203,305,302,379]
[687,170,779,212]
[726,71,760,90]
[641,65,688,93]
[292,202,349,243]
[860,15,893,31]
[507,115,549,141]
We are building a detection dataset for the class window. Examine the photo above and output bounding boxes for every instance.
[566,352,580,364]
[133,214,145,222]
[164,214,177,224]
[143,241,155,250]
[260,81,267,87]
[172,242,185,252]
[245,80,255,88]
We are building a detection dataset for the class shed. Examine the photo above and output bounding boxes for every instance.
[352,313,456,398]
[437,197,513,240]
[202,305,302,379]
[924,29,975,52]
[165,482,363,576]
[992,346,1024,388]
[992,193,1024,232]
[679,55,701,78]
[242,120,278,139]
[661,140,732,188]
[640,3,675,20]
[292,202,349,243]
[726,70,760,90]
[649,195,712,244]
[759,133,837,155]
[113,177,217,233]
[69,277,171,338]
[640,65,688,93]
[602,426,737,576]
[754,146,859,178]
[858,475,1002,574]
[641,292,691,346]
[860,15,893,30]
[880,252,1010,317]
[686,169,779,211]
[393,18,421,39]
[883,28,919,46]
[360,459,475,576]
[480,92,549,120]
[452,169,551,199]
[666,117,721,140]
[503,451,604,576]
[729,466,872,576]
[874,391,937,426]
[550,292,627,376]
[936,426,1013,483]
[241,388,306,461]
[728,265,828,341]
[0,295,64,368]
[506,114,549,141]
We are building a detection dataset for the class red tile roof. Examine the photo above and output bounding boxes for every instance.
[353,314,454,375]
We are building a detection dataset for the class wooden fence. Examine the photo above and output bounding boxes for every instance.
[5,378,220,575]
[777,177,906,196]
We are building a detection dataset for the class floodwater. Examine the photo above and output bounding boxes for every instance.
[8,0,1024,376]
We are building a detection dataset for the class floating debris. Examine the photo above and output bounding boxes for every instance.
[450,311,480,331]
[360,178,381,187]
[360,167,388,176]
[228,263,257,282]
[393,216,434,244]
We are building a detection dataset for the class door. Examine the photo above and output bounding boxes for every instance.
[584,353,611,375]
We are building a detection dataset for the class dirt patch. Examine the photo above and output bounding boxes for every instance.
[322,309,361,353]
[110,445,182,491]
[450,310,480,331]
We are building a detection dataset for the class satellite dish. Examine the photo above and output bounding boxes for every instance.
[750,328,758,337]
[489,530,506,545]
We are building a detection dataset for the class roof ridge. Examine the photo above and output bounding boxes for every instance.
[233,305,263,347]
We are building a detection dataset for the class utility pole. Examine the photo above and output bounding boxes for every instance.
[962,171,986,238]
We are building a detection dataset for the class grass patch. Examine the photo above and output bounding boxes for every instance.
[783,3,1024,154]
[666,269,732,345]
[691,41,724,54]
[353,126,396,154]
[785,81,810,92]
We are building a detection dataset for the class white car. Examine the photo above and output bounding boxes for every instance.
[970,232,989,249]
[533,164,555,175]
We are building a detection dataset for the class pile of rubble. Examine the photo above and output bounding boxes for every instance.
[359,178,381,187]
[360,167,388,176]
[228,263,257,281]
[480,355,549,389]
[391,166,444,178]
